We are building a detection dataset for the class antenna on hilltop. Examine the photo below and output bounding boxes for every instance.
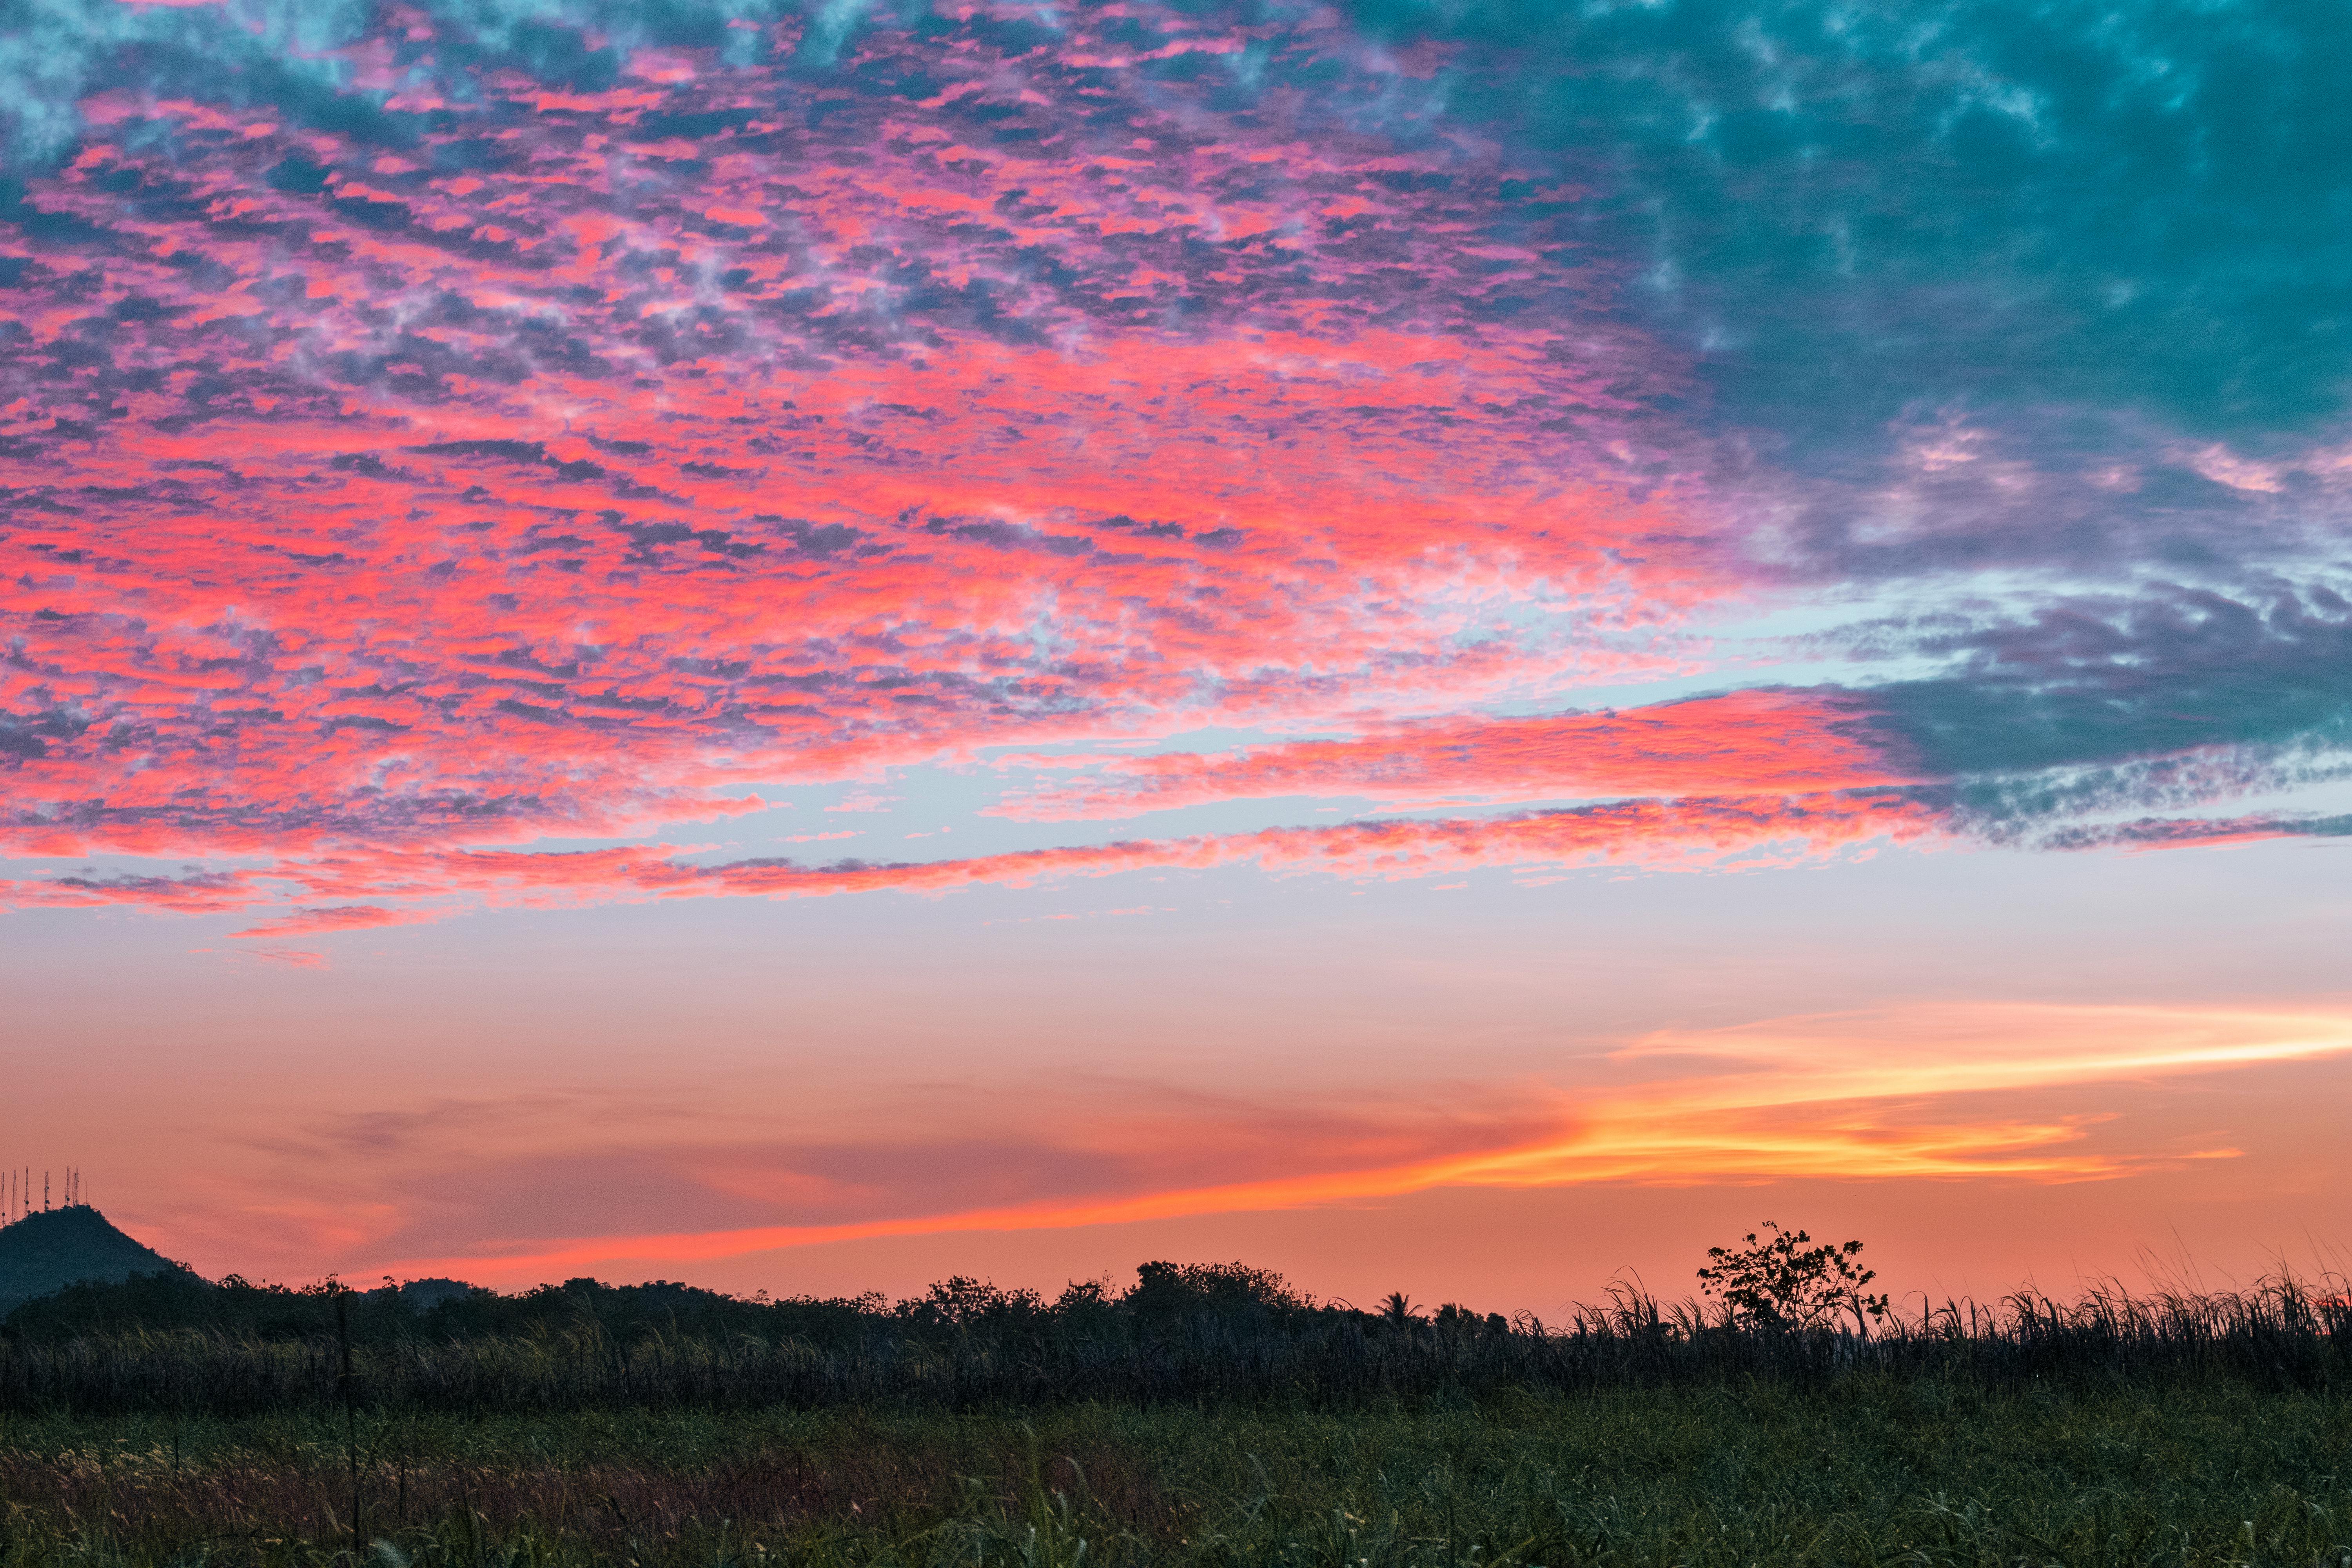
[6,1168,96,1216]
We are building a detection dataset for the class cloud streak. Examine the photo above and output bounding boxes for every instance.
[227,904,445,938]
[988,688,1915,818]
[363,1002,2352,1282]
[3,782,1938,928]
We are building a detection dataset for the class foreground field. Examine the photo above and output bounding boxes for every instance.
[2,1381,2348,1566]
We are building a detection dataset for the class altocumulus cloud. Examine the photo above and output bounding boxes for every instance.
[2,0,2348,931]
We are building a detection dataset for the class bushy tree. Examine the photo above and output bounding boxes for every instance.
[1697,1221,1890,1331]
[1125,1259,1306,1323]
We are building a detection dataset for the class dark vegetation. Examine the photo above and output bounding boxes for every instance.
[0,1217,2345,1564]
[6,1388,2352,1567]
[1696,1222,1889,1330]
[4,1250,2346,1417]
[0,1204,189,1319]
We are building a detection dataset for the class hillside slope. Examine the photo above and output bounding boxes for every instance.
[0,1205,193,1315]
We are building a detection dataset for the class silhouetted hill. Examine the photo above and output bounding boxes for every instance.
[0,1205,194,1316]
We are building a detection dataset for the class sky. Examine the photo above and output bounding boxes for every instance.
[1,0,2347,1314]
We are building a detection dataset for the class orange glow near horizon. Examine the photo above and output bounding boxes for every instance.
[363,1004,2352,1286]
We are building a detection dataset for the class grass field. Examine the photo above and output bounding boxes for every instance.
[3,1248,2347,1565]
[3,1381,2350,1566]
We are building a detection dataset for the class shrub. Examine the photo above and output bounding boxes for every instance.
[1697,1222,1890,1332]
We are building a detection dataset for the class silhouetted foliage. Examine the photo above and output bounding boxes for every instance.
[0,1205,191,1317]
[1697,1221,1891,1331]
[0,1256,2342,1417]
[1126,1259,1308,1325]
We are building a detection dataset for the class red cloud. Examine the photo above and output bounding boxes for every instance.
[0,14,1713,863]
[5,785,1942,929]
[988,688,1916,819]
[228,904,445,938]
[0,871,260,913]
[5,6,2291,915]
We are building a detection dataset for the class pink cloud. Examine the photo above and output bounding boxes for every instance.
[228,904,446,938]
[987,688,1916,819]
[0,16,1711,864]
[3,784,1940,928]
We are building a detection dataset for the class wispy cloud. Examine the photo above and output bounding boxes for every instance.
[987,689,1913,819]
[360,1003,2352,1282]
[3,785,1938,930]
[229,904,446,938]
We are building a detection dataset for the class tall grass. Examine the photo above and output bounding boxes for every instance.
[2,1274,2343,1417]
[0,1271,2345,1564]
[0,1385,2348,1565]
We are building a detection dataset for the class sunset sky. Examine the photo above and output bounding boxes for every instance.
[3,0,2347,1312]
